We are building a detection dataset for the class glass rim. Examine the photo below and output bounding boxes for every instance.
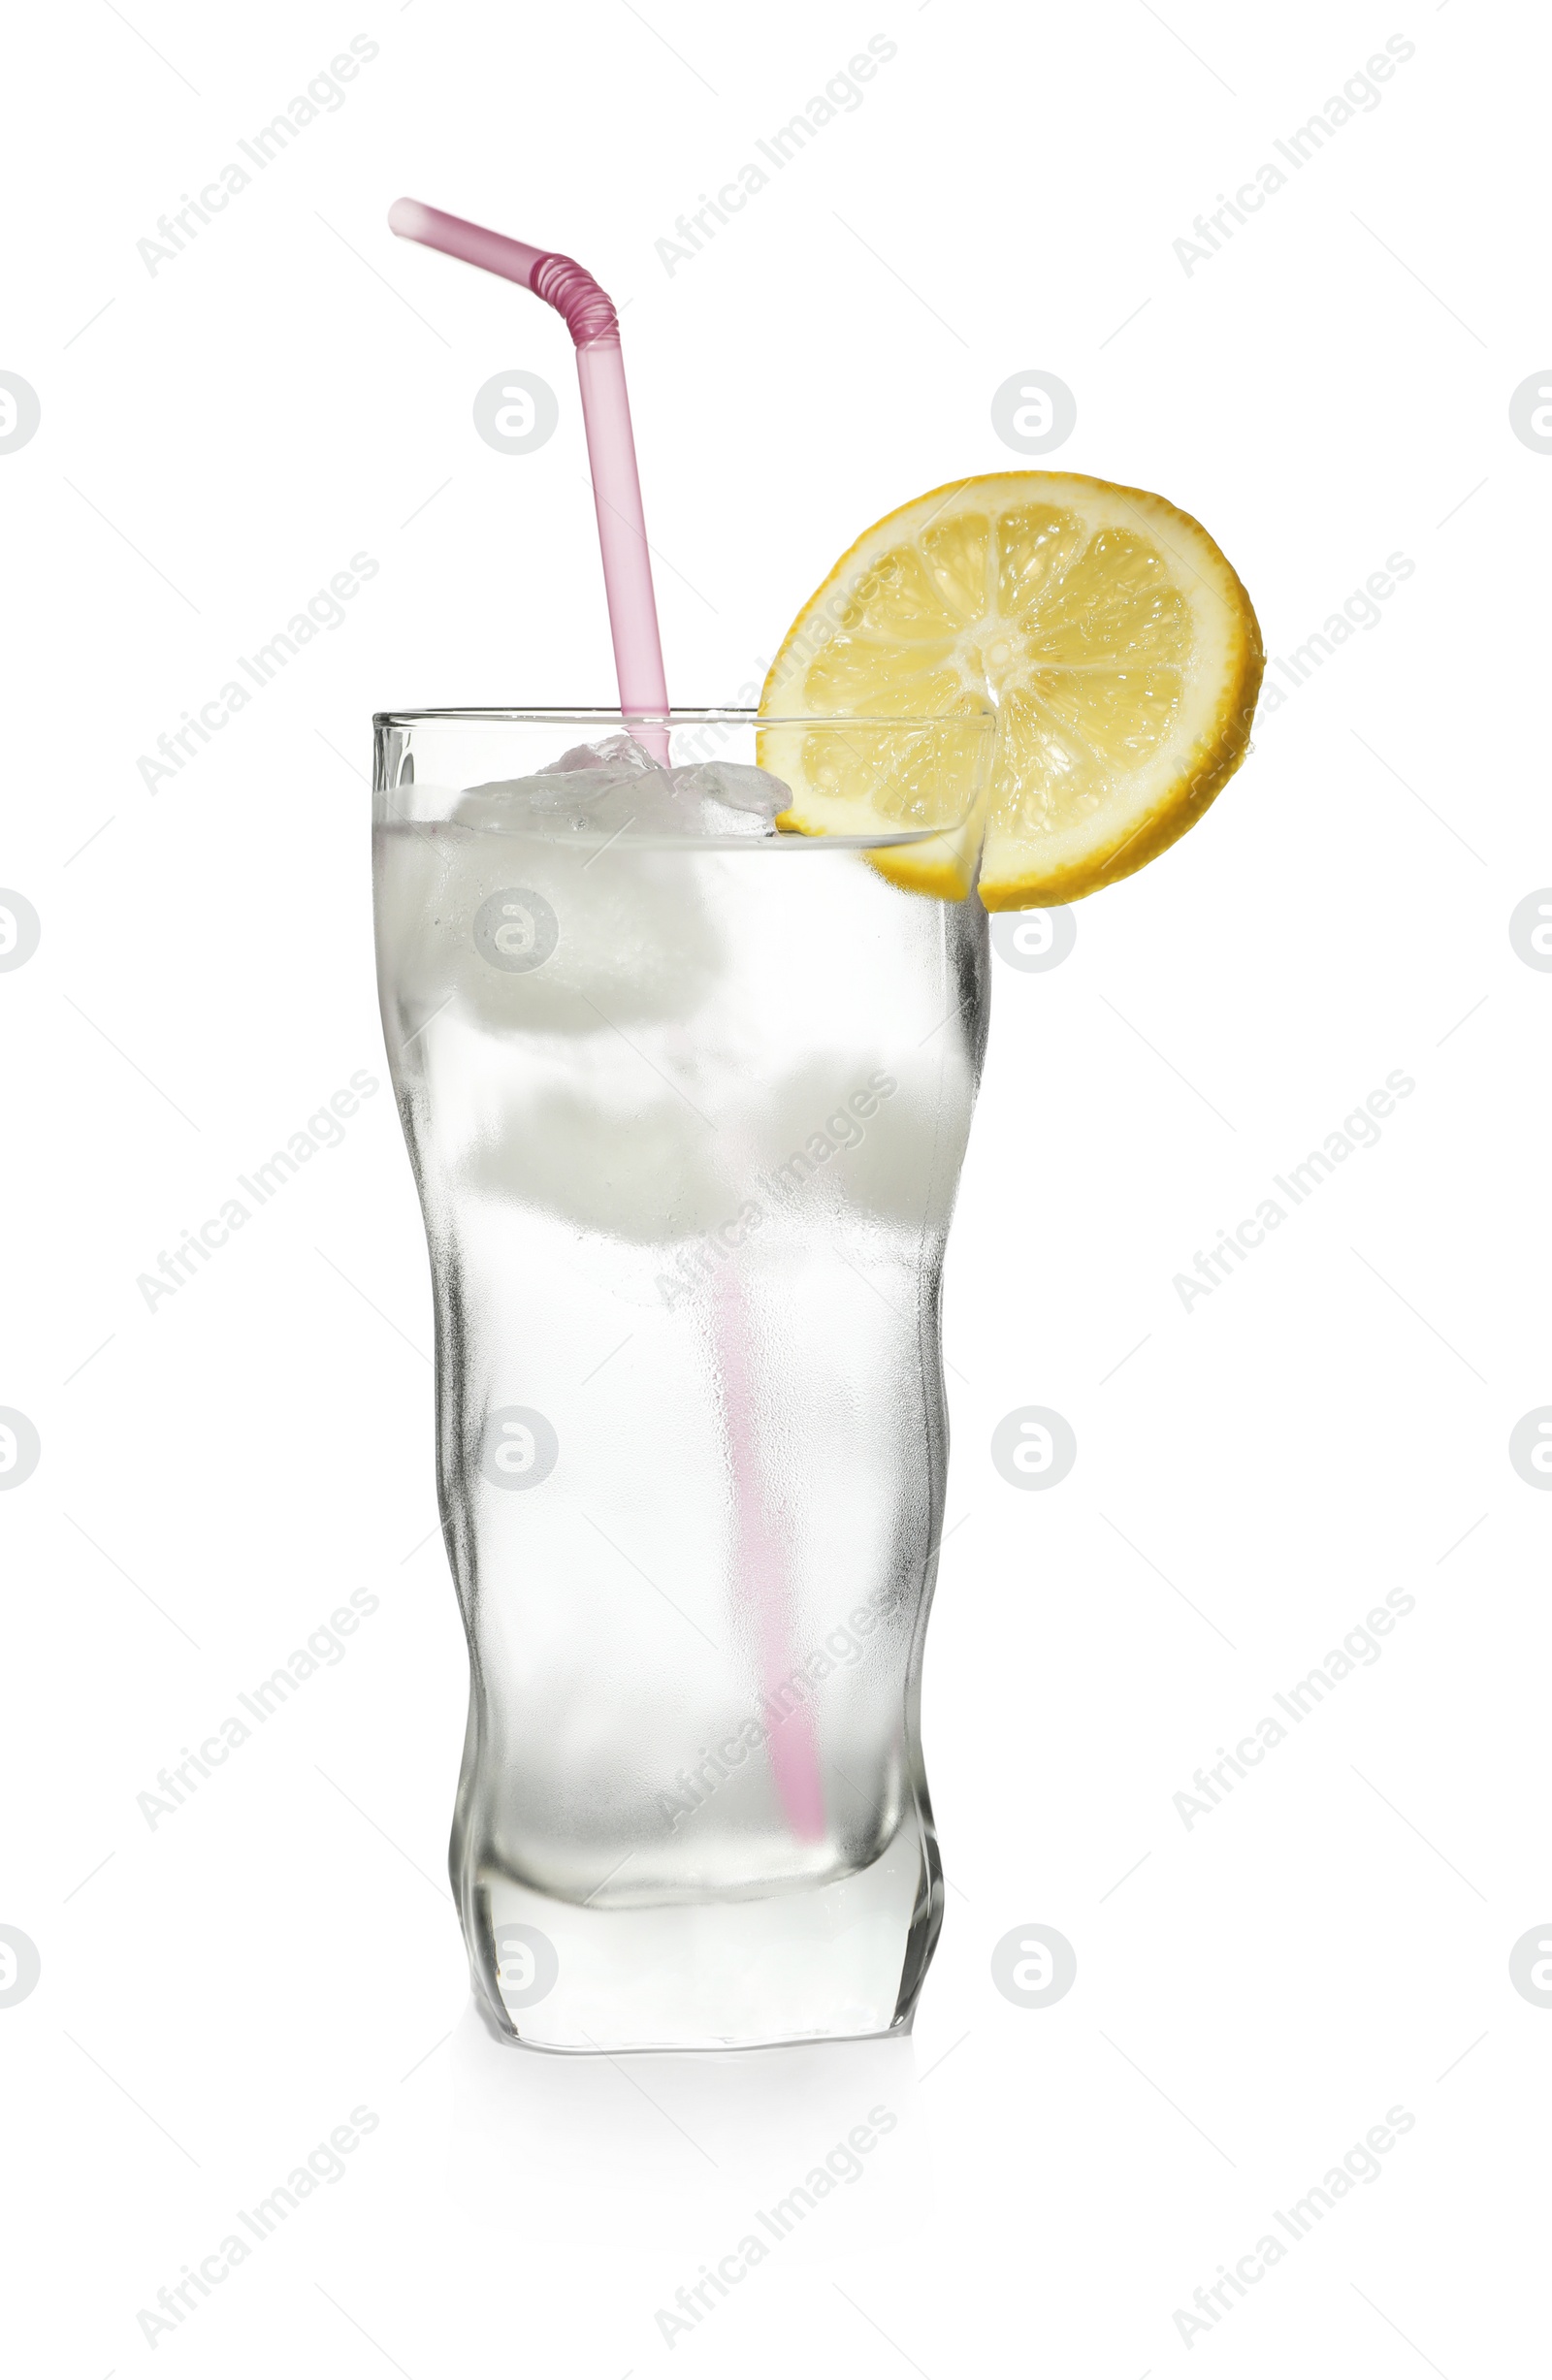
[372,705,997,730]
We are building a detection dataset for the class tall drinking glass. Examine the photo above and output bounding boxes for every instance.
[372,709,994,2050]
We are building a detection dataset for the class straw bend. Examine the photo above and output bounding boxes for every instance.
[531,253,619,348]
[389,196,617,346]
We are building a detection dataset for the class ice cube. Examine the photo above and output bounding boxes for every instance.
[668,761,790,820]
[450,744,791,841]
[375,824,728,1040]
[552,731,660,777]
[637,759,791,840]
[454,771,625,833]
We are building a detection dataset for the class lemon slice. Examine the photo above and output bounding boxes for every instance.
[759,471,1263,907]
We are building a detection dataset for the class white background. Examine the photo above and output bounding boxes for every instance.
[3,1,1547,2373]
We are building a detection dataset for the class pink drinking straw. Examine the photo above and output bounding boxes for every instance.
[388,198,670,738]
[388,200,824,1842]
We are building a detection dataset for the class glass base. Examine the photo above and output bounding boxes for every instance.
[469,1821,941,2053]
